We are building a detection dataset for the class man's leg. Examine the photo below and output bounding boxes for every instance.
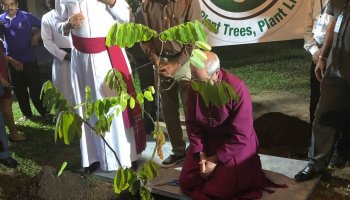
[24,61,47,116]
[310,61,320,137]
[295,74,350,181]
[0,112,18,168]
[0,112,9,158]
[0,97,25,141]
[135,58,156,134]
[160,79,186,166]
[9,63,32,118]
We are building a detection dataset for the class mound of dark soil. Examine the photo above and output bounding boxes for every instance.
[27,166,115,200]
[254,112,310,159]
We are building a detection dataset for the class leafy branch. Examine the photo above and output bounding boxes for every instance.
[41,18,236,200]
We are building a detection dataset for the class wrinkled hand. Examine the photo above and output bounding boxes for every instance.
[199,155,218,179]
[312,50,320,64]
[159,60,181,79]
[97,0,116,6]
[199,152,207,174]
[0,76,9,87]
[10,57,23,71]
[67,13,85,29]
[315,58,327,81]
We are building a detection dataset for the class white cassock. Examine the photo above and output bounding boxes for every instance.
[55,0,140,171]
[41,9,73,103]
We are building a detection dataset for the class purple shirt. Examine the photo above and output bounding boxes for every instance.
[0,10,41,62]
[186,69,258,163]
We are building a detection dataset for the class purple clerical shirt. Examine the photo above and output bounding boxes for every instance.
[186,69,258,163]
[0,10,41,62]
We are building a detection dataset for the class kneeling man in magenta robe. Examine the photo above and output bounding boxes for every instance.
[179,51,286,200]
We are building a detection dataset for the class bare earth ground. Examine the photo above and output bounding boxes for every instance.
[252,91,350,200]
[2,91,350,199]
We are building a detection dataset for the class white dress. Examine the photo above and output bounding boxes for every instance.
[41,10,73,103]
[56,0,139,171]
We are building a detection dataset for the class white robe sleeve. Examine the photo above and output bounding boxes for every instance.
[55,0,80,36]
[303,0,319,55]
[41,13,67,62]
[108,0,131,23]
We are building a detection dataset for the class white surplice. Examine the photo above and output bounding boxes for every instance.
[56,0,139,171]
[41,10,73,103]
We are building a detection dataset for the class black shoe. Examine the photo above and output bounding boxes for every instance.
[329,151,348,168]
[161,154,185,168]
[0,156,18,168]
[294,164,321,182]
[84,162,100,174]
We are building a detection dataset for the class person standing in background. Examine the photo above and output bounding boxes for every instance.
[304,0,330,140]
[0,0,47,121]
[55,0,146,172]
[41,0,73,102]
[0,39,26,142]
[0,84,19,168]
[140,0,202,168]
[295,0,350,182]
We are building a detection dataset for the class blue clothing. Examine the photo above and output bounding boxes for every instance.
[0,10,41,62]
[0,85,10,159]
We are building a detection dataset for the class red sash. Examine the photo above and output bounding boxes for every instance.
[72,34,146,154]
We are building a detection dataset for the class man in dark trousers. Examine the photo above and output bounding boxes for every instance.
[295,0,350,182]
[0,0,47,121]
[140,0,201,167]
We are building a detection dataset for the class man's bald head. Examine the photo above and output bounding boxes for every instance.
[191,51,220,81]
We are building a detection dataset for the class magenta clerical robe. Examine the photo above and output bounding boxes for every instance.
[179,69,285,200]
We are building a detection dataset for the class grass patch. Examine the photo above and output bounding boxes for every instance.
[213,39,310,97]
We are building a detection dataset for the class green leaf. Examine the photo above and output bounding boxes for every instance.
[106,23,158,48]
[143,91,154,101]
[120,92,128,111]
[116,23,125,48]
[160,20,207,44]
[193,20,207,42]
[136,92,144,105]
[195,41,212,51]
[106,23,118,47]
[140,186,153,200]
[148,86,155,94]
[114,168,125,194]
[129,97,135,109]
[85,86,92,102]
[54,112,63,142]
[222,81,239,103]
[57,161,67,177]
[218,82,229,105]
[201,19,219,34]
[62,112,75,145]
[191,81,200,91]
[190,56,205,69]
[192,49,207,61]
[209,83,221,106]
[199,82,210,107]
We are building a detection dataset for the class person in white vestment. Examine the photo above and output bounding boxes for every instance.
[55,0,146,172]
[41,0,73,103]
